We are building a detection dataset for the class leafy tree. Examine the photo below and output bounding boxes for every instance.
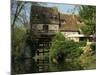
[11,1,40,58]
[12,26,26,59]
[78,54,96,69]
[11,0,29,59]
[49,33,85,71]
[11,0,25,30]
[90,43,96,54]
[49,33,83,63]
[79,6,96,35]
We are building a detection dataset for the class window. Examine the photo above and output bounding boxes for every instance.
[43,25,48,32]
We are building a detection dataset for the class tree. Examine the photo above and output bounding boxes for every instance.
[49,33,84,71]
[11,0,25,30]
[49,33,83,63]
[79,6,96,35]
[11,1,31,59]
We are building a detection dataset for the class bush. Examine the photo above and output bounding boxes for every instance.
[90,43,96,54]
[49,32,83,63]
[78,54,96,69]
[12,27,26,59]
[78,41,86,47]
[49,32,96,70]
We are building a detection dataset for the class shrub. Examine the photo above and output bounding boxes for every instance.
[49,32,83,63]
[78,41,87,47]
[78,54,96,69]
[12,27,26,59]
[90,43,96,54]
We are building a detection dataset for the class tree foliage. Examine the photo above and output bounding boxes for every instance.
[11,1,42,59]
[90,43,96,54]
[49,33,83,62]
[12,26,26,59]
[49,32,96,70]
[79,5,96,35]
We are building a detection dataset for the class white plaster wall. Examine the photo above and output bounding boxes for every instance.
[62,32,79,36]
[37,24,59,31]
[37,24,43,30]
[48,25,59,31]
[61,32,79,42]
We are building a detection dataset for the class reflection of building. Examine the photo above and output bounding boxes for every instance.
[30,5,95,43]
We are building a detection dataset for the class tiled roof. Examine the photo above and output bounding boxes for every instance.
[60,14,79,31]
[31,5,58,15]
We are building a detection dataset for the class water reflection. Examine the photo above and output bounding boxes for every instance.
[12,58,84,75]
[12,58,38,75]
